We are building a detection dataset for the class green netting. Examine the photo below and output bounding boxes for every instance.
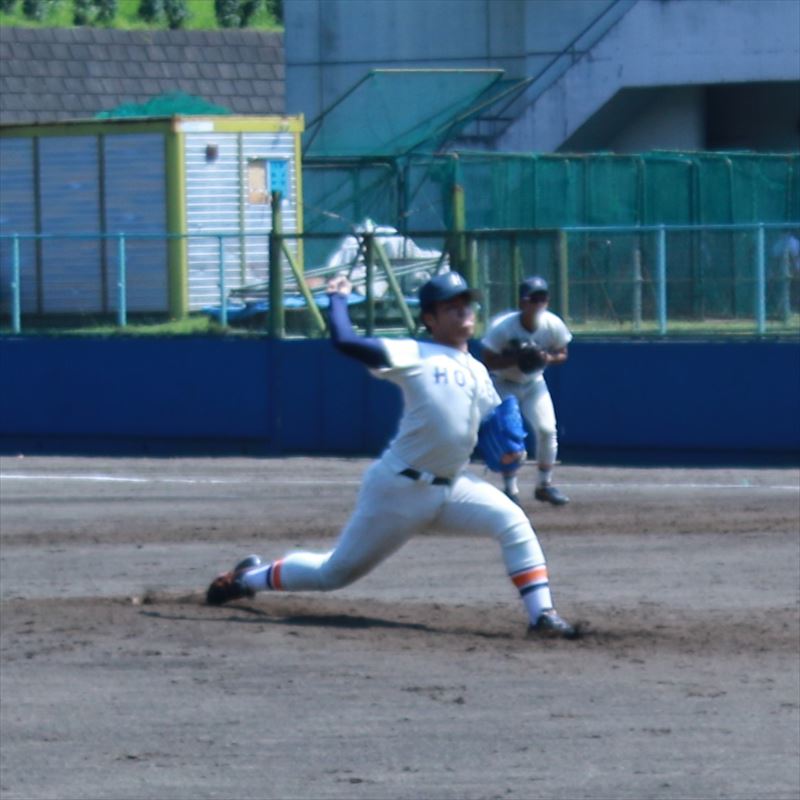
[301,148,799,335]
[301,161,400,267]
[303,150,799,233]
[95,92,231,119]
[303,69,510,158]
[585,156,638,225]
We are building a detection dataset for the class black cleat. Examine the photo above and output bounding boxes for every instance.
[504,489,523,507]
[206,555,262,606]
[534,485,570,506]
[528,609,578,639]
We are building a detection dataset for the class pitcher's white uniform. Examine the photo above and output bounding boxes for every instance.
[264,338,551,605]
[207,273,576,635]
[482,309,572,471]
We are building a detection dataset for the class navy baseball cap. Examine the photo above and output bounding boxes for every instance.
[519,276,549,299]
[419,271,479,312]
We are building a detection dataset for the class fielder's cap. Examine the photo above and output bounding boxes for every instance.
[519,276,549,299]
[419,271,479,311]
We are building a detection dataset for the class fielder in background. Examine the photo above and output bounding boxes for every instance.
[206,271,577,639]
[481,276,572,507]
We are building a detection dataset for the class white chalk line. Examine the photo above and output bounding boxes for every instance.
[567,481,798,492]
[1,474,238,485]
[1,473,798,492]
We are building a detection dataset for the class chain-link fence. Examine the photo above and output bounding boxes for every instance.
[473,223,799,336]
[1,223,799,338]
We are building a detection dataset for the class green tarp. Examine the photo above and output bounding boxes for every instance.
[95,92,231,119]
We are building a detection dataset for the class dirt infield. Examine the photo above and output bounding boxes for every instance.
[1,457,798,800]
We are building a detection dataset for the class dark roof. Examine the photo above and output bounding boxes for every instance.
[0,26,284,124]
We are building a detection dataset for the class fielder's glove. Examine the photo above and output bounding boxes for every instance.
[516,342,548,373]
[476,397,527,473]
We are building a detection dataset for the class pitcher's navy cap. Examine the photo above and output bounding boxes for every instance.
[519,276,549,299]
[419,272,479,312]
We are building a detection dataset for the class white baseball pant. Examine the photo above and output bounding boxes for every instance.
[272,457,548,598]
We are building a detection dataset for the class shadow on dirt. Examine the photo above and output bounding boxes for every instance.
[139,606,516,639]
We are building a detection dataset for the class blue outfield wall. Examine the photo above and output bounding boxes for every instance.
[0,337,798,462]
[549,341,800,457]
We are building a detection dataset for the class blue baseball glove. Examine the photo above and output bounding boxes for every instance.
[476,396,527,473]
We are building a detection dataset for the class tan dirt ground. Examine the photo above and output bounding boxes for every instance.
[1,457,798,800]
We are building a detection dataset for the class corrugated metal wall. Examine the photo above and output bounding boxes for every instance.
[0,137,37,313]
[0,132,168,314]
[184,131,299,310]
[103,134,168,312]
[38,136,103,313]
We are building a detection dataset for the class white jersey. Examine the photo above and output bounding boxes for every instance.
[374,338,501,478]
[482,309,572,385]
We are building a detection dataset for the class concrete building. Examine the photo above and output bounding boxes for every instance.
[285,0,800,153]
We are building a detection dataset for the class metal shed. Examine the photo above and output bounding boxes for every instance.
[0,115,304,318]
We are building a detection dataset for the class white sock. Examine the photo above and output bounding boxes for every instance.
[503,474,519,495]
[538,467,553,487]
[522,586,553,623]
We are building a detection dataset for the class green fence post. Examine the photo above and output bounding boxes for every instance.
[449,182,468,278]
[657,225,667,336]
[466,234,478,301]
[281,238,326,335]
[780,240,792,325]
[218,235,227,328]
[11,234,21,334]
[755,224,766,335]
[374,237,416,335]
[470,236,484,335]
[364,232,375,337]
[632,245,642,333]
[269,191,284,338]
[117,233,127,328]
[557,230,569,321]
[511,234,522,307]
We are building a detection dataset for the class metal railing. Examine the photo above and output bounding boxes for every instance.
[3,231,138,331]
[555,223,799,336]
[1,223,798,338]
[0,227,449,336]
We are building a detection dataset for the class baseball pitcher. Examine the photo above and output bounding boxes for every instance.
[206,272,576,639]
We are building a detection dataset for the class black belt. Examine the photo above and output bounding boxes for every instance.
[399,468,452,486]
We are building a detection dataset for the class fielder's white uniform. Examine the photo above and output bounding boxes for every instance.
[243,337,558,620]
[482,310,572,470]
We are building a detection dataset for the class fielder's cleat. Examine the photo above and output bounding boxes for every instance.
[528,609,578,639]
[504,489,523,507]
[534,484,570,506]
[206,555,262,606]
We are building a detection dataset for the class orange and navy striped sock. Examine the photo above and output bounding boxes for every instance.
[241,560,284,593]
[510,563,554,623]
[265,560,283,590]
